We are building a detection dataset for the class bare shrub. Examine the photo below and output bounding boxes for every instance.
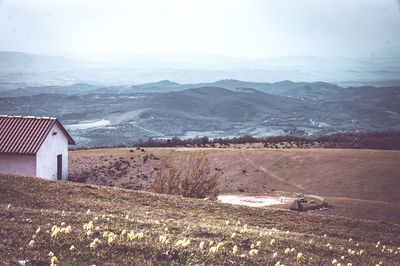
[150,152,219,199]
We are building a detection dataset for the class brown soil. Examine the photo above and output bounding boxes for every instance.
[69,147,400,224]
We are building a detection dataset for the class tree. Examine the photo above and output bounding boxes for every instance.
[150,152,219,199]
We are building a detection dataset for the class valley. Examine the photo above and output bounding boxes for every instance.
[1,80,399,147]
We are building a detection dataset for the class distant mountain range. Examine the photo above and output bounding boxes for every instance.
[0,77,399,147]
[1,51,400,86]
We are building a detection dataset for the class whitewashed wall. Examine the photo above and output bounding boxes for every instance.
[0,154,36,177]
[36,123,69,180]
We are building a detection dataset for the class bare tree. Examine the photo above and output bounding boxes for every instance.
[150,152,219,199]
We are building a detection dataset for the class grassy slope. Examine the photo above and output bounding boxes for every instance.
[1,174,400,265]
[70,147,400,224]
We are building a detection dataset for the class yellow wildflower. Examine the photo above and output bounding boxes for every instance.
[249,249,258,256]
[209,246,218,253]
[175,239,190,248]
[272,251,278,258]
[50,256,58,266]
[127,231,136,240]
[48,251,54,257]
[296,252,305,262]
[231,232,237,239]
[83,221,94,231]
[28,240,34,247]
[89,238,101,249]
[232,245,238,254]
[199,241,205,250]
[35,227,41,234]
[159,235,169,244]
[270,239,276,246]
[51,226,60,238]
[69,245,76,251]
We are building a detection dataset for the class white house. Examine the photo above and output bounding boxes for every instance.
[0,115,75,180]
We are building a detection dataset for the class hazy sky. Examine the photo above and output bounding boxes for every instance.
[0,0,400,58]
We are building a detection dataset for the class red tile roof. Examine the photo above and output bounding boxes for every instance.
[0,115,75,155]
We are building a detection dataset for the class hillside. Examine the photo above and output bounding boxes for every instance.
[1,82,400,147]
[70,147,400,224]
[1,174,400,265]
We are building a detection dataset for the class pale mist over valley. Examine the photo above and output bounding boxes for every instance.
[1,1,400,265]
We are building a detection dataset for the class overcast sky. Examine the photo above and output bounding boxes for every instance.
[0,0,399,59]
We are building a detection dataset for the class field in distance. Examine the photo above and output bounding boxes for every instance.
[1,174,400,265]
[69,146,400,225]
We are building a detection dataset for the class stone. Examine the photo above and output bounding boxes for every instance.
[290,199,304,211]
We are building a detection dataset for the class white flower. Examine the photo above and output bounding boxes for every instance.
[232,245,238,254]
[199,241,205,250]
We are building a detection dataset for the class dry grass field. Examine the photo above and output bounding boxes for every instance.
[1,174,400,265]
[69,147,400,224]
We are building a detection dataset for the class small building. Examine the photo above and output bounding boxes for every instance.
[0,115,75,180]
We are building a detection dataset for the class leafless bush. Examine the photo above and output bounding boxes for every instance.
[150,152,219,199]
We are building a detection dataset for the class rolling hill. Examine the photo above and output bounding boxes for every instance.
[1,80,400,147]
[1,174,400,265]
[69,147,400,225]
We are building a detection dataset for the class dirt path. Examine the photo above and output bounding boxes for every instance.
[239,150,308,193]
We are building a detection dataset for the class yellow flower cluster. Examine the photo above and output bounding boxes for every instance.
[175,239,191,248]
[232,245,238,255]
[107,232,117,246]
[51,225,61,238]
[50,255,58,266]
[127,231,144,241]
[249,248,258,256]
[297,252,305,262]
[83,221,94,231]
[209,242,224,253]
[28,240,35,247]
[199,241,205,250]
[159,235,169,245]
[89,238,101,249]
